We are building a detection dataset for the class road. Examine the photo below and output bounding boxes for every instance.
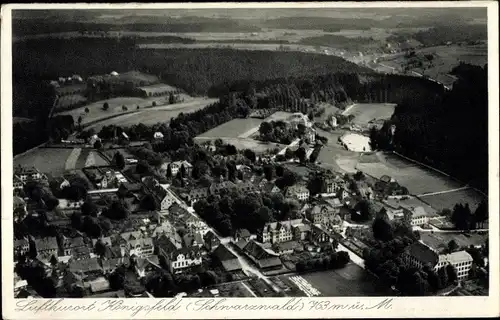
[166,186,282,293]
[338,243,365,269]
[417,186,470,197]
[413,226,489,233]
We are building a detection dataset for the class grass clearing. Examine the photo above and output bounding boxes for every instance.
[419,231,487,252]
[196,118,264,139]
[195,137,284,153]
[87,98,218,131]
[356,152,464,195]
[342,103,397,125]
[419,188,485,212]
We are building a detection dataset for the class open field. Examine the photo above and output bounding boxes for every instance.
[87,98,218,131]
[14,147,109,176]
[342,103,397,125]
[419,188,485,212]
[58,96,169,125]
[340,133,372,152]
[196,118,264,139]
[277,263,390,297]
[195,137,284,154]
[356,152,464,195]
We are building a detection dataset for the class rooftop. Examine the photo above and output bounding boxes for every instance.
[438,251,473,265]
[405,242,439,267]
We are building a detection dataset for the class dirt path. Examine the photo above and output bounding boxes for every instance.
[65,148,81,170]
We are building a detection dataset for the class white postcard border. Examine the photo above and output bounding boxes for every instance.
[1,2,499,319]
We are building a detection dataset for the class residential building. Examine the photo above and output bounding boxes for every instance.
[235,181,259,194]
[306,204,340,226]
[187,187,209,204]
[272,241,299,255]
[308,224,335,245]
[161,161,193,177]
[259,219,303,244]
[33,237,59,260]
[402,242,473,281]
[151,221,176,239]
[101,257,128,274]
[153,185,177,211]
[180,214,209,236]
[155,234,202,274]
[203,231,221,252]
[212,244,242,272]
[242,240,282,270]
[234,229,252,242]
[356,181,374,200]
[135,255,161,278]
[128,238,154,258]
[60,237,87,257]
[14,238,30,257]
[436,251,473,281]
[293,223,311,241]
[209,181,236,196]
[323,175,346,194]
[14,175,24,190]
[285,183,309,201]
[182,232,204,249]
[263,182,281,195]
[117,183,143,198]
[15,166,43,183]
[69,258,103,278]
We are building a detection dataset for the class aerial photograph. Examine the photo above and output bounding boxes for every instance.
[11,7,489,299]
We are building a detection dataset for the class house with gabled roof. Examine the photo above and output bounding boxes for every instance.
[135,255,161,278]
[155,234,202,274]
[259,219,304,244]
[153,185,177,210]
[33,237,59,260]
[128,238,154,258]
[263,182,281,195]
[69,257,103,278]
[203,231,221,252]
[187,187,209,205]
[209,181,236,196]
[14,238,30,258]
[212,244,242,272]
[60,236,87,257]
[242,240,282,270]
[285,183,309,201]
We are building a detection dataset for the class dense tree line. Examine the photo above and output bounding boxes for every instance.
[296,251,349,273]
[193,189,300,237]
[371,64,488,191]
[413,25,487,47]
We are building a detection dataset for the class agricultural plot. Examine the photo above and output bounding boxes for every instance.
[58,97,164,125]
[196,118,264,139]
[195,137,284,154]
[14,147,110,176]
[356,152,464,195]
[14,148,74,176]
[342,103,397,125]
[87,98,218,131]
[419,188,485,212]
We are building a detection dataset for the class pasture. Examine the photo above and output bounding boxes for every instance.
[195,137,284,153]
[419,231,487,251]
[419,188,485,212]
[356,152,464,195]
[196,118,264,139]
[340,133,372,152]
[14,147,109,176]
[342,103,397,125]
[87,98,218,131]
[58,97,166,125]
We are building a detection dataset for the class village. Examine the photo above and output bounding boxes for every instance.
[13,95,488,298]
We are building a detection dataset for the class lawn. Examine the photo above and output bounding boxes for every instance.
[87,98,218,131]
[14,148,74,176]
[280,263,391,297]
[342,103,397,125]
[196,118,264,139]
[58,96,165,125]
[195,137,284,154]
[419,188,485,212]
[356,152,464,195]
[14,147,109,176]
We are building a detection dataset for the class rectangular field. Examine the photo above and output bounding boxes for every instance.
[14,147,110,176]
[87,98,218,131]
[420,231,487,251]
[342,103,397,125]
[196,118,264,139]
[419,188,485,212]
[356,152,464,195]
[195,137,284,154]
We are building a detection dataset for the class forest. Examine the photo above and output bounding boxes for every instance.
[370,63,488,191]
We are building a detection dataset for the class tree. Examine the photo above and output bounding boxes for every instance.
[263,164,274,181]
[103,102,109,111]
[85,107,90,113]
[95,239,108,257]
[122,105,127,111]
[81,200,99,217]
[109,265,126,290]
[446,264,458,284]
[447,240,459,253]
[437,267,449,289]
[243,149,256,163]
[169,92,176,104]
[353,171,365,181]
[94,140,102,149]
[352,200,375,222]
[45,197,60,211]
[152,101,157,107]
[113,151,125,170]
[166,163,172,178]
[296,147,307,164]
[474,200,488,228]
[78,116,83,126]
[140,194,157,211]
[372,217,394,241]
[259,121,273,137]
